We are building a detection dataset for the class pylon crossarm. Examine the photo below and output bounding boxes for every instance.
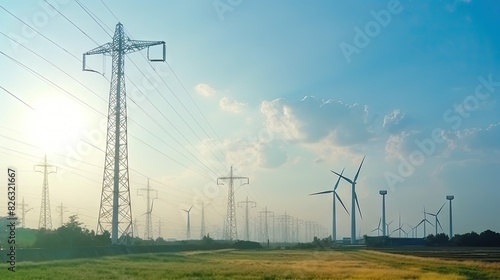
[126,40,165,61]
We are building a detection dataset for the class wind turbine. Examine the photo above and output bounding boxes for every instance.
[331,155,365,244]
[370,218,383,236]
[183,206,193,240]
[391,213,406,238]
[425,203,445,235]
[415,217,433,238]
[386,218,395,237]
[310,168,349,243]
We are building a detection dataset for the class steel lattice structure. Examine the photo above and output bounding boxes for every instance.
[83,23,165,245]
[217,166,249,241]
[238,196,256,241]
[35,155,57,230]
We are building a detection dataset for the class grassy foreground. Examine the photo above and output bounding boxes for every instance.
[1,248,500,279]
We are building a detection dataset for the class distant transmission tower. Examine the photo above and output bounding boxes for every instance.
[83,23,165,245]
[200,202,206,239]
[20,197,33,228]
[137,179,157,240]
[35,155,57,230]
[217,166,249,241]
[157,218,162,239]
[259,206,273,243]
[238,196,256,241]
[56,202,68,227]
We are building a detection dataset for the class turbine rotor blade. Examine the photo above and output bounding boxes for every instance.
[436,203,445,215]
[310,190,334,196]
[353,155,366,182]
[330,170,353,184]
[425,219,434,227]
[354,192,362,219]
[335,192,349,215]
[437,218,443,232]
[333,168,345,192]
[416,220,424,228]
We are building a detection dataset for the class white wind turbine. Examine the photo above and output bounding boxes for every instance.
[370,218,383,236]
[310,168,349,243]
[331,155,365,244]
[183,205,193,240]
[425,203,445,235]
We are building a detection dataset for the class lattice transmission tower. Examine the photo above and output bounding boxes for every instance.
[35,155,57,230]
[137,179,157,240]
[238,196,256,241]
[83,23,165,245]
[217,166,249,241]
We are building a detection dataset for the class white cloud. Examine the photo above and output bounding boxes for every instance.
[443,123,500,155]
[383,109,409,132]
[219,96,246,113]
[260,96,373,146]
[260,99,303,141]
[222,138,289,169]
[194,83,216,97]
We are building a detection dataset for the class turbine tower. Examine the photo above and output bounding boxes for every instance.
[379,190,387,236]
[35,155,57,230]
[238,196,256,241]
[183,206,193,240]
[310,168,349,243]
[217,166,249,241]
[425,203,445,235]
[331,155,365,244]
[83,23,165,245]
[200,202,206,239]
[447,195,454,238]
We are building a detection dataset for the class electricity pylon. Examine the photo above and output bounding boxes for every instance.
[137,179,157,240]
[20,197,33,228]
[35,155,57,230]
[278,212,292,243]
[157,219,162,239]
[217,166,249,241]
[56,202,68,227]
[83,23,165,245]
[238,196,256,241]
[259,206,273,243]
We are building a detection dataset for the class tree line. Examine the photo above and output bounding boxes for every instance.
[427,230,500,247]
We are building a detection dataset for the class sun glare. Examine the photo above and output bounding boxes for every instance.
[28,96,85,154]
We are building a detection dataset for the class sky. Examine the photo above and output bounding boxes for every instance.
[0,0,499,241]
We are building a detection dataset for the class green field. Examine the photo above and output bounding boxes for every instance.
[1,249,500,279]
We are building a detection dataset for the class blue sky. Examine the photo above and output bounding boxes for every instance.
[0,0,499,241]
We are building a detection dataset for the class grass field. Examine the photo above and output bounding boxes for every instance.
[1,248,500,279]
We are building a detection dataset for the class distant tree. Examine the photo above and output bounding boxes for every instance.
[202,234,213,244]
[479,230,500,247]
[426,233,449,246]
[33,215,110,248]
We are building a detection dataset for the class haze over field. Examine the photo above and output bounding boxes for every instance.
[0,0,498,241]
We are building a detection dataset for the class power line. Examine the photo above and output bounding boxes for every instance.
[0,5,81,61]
[94,3,230,175]
[42,0,101,46]
[0,85,35,110]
